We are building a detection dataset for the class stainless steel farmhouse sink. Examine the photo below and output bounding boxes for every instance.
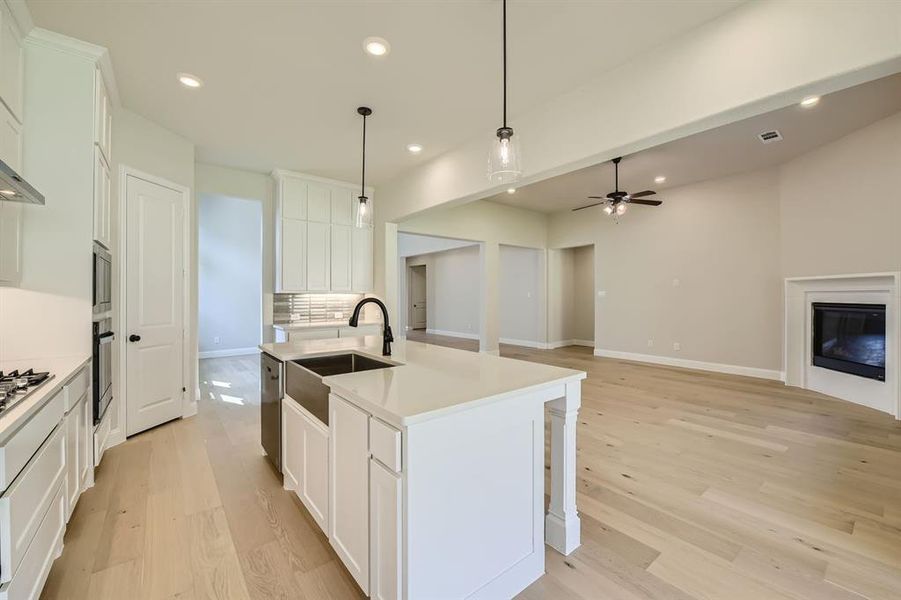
[286,353,393,425]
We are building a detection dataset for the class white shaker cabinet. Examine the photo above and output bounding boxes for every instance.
[306,221,330,291]
[0,100,20,173]
[0,199,21,286]
[330,224,352,292]
[329,394,370,595]
[272,170,374,293]
[370,459,402,600]
[0,7,23,124]
[282,397,330,534]
[94,68,112,164]
[92,147,111,250]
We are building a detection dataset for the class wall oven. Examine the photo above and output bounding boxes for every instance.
[93,317,114,424]
[93,241,111,314]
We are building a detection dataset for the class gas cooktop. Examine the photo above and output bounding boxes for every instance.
[0,369,55,414]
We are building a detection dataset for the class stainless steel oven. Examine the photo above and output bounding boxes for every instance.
[93,241,111,314]
[93,318,114,424]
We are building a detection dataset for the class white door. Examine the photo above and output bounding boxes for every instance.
[125,174,185,437]
[410,265,427,330]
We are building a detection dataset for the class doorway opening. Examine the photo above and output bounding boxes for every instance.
[548,244,595,349]
[408,264,427,330]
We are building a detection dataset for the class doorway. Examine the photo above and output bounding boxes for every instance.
[409,264,427,330]
[121,170,190,437]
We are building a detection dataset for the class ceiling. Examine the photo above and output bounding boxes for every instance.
[489,73,901,213]
[27,0,742,185]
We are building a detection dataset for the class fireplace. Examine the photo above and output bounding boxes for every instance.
[812,302,886,381]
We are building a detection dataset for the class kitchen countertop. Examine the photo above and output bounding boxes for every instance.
[272,320,381,330]
[0,354,91,443]
[259,336,585,427]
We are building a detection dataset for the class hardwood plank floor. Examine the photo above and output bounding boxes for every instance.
[42,335,901,599]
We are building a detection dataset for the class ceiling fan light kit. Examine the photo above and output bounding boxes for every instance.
[572,156,663,221]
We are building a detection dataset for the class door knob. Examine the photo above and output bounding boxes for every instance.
[129,334,141,343]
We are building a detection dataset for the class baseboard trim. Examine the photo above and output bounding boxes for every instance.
[425,328,480,340]
[593,348,784,381]
[499,337,546,349]
[198,347,259,359]
[547,339,594,350]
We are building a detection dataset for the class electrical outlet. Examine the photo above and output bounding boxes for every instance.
[647,339,654,348]
[333,311,342,319]
[214,336,220,345]
[673,342,681,351]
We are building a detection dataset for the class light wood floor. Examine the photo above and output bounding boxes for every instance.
[42,335,901,599]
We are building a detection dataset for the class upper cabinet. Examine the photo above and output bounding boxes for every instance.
[0,199,21,285]
[93,68,113,249]
[0,4,22,127]
[274,171,374,293]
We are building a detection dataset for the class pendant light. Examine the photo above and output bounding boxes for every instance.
[355,106,373,228]
[488,0,521,184]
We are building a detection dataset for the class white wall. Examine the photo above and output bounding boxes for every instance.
[406,245,481,339]
[399,232,475,258]
[549,169,783,372]
[780,111,901,278]
[499,245,545,347]
[195,163,275,341]
[198,194,262,356]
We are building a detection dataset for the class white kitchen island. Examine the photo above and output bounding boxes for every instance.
[260,335,585,600]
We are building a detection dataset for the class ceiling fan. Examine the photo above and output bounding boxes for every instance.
[572,156,662,217]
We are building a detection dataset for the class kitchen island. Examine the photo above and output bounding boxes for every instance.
[260,335,585,600]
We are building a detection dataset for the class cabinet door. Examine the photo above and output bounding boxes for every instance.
[370,459,402,600]
[299,409,329,533]
[0,11,22,123]
[93,148,111,248]
[79,391,93,489]
[0,99,21,173]
[307,183,331,222]
[352,226,373,292]
[280,219,306,291]
[0,199,21,285]
[329,395,370,595]
[331,188,353,225]
[65,403,79,519]
[306,221,330,291]
[94,69,112,162]
[281,177,307,220]
[330,224,352,292]
[282,399,304,493]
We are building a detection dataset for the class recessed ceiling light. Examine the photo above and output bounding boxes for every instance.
[506,188,516,194]
[406,143,423,154]
[800,96,820,108]
[654,176,666,184]
[363,37,390,57]
[177,73,203,88]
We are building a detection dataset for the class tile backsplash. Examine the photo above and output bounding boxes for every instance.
[273,293,364,325]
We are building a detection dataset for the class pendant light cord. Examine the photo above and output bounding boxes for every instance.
[361,113,367,198]
[502,0,507,128]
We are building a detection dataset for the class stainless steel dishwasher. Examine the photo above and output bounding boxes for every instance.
[260,352,283,472]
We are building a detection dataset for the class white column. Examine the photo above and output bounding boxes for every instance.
[546,380,581,555]
[479,241,499,355]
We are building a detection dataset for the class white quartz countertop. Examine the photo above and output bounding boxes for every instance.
[0,354,91,443]
[273,320,380,331]
[259,336,585,427]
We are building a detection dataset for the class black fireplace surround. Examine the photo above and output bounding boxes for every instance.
[812,302,886,381]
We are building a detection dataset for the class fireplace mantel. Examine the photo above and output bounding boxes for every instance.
[784,272,900,418]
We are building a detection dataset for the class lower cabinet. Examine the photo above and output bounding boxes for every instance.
[369,459,402,600]
[282,397,329,533]
[64,390,92,520]
[328,395,370,595]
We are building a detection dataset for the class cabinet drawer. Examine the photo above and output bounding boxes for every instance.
[64,368,89,413]
[0,481,64,600]
[369,418,401,473]
[0,389,65,492]
[0,424,65,583]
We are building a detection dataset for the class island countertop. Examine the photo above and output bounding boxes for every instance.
[259,336,585,427]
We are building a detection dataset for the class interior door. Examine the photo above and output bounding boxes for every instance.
[410,265,427,330]
[125,174,185,437]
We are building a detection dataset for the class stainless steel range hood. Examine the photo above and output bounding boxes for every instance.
[0,158,44,205]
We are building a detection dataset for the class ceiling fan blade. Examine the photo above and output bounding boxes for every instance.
[587,196,607,199]
[572,202,605,212]
[629,190,657,198]
[629,198,663,206]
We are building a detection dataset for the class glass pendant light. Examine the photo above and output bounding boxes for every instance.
[488,0,521,184]
[355,106,373,228]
